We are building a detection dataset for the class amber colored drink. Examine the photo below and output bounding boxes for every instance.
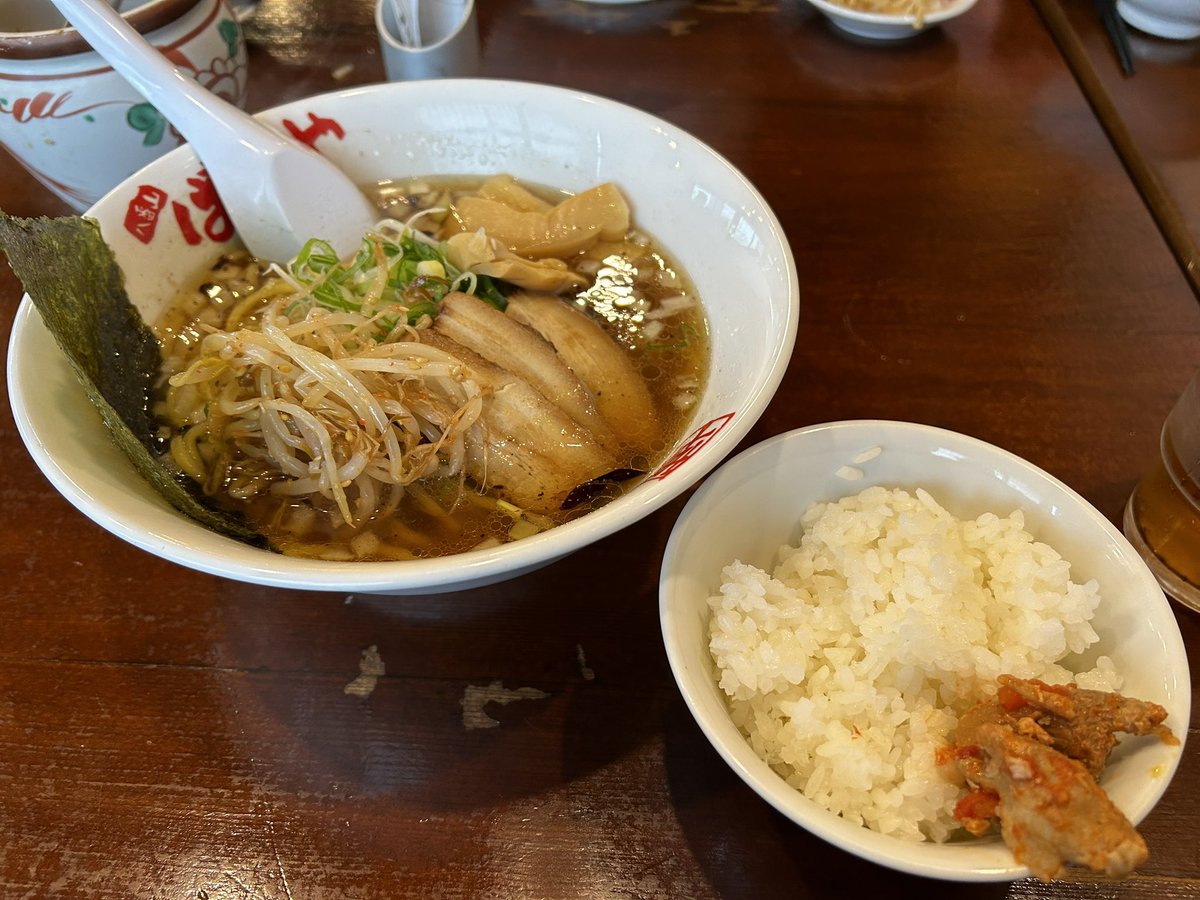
[1124,430,1200,612]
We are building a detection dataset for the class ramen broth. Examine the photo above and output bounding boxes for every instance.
[152,176,709,561]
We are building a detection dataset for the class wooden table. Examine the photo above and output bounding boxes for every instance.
[2,0,1198,896]
[1036,0,1200,298]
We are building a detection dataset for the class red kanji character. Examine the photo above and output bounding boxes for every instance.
[185,169,234,243]
[283,113,346,150]
[123,184,169,244]
[649,413,735,481]
[171,200,203,246]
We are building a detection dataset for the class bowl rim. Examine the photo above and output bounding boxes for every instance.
[659,418,1191,881]
[6,77,801,594]
[804,0,979,27]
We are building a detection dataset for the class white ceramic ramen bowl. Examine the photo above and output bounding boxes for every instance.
[804,0,978,40]
[660,420,1190,881]
[6,78,799,595]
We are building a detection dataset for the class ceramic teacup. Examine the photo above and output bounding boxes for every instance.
[0,0,248,210]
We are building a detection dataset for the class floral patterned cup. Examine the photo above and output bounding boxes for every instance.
[0,0,248,210]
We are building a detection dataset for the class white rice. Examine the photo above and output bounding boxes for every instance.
[707,485,1118,842]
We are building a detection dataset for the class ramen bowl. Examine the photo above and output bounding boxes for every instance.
[6,78,799,595]
[804,0,979,40]
[660,420,1189,880]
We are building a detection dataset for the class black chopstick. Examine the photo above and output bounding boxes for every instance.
[1093,0,1136,76]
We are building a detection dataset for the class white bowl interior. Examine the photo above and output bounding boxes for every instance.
[660,420,1190,881]
[7,79,799,594]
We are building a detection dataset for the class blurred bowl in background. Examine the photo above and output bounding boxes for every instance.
[1118,0,1200,40]
[803,0,978,40]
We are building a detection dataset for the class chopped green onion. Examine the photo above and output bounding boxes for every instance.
[406,300,439,324]
[647,321,700,352]
[281,223,509,330]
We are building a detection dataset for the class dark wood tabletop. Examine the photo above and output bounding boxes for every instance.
[1036,0,1200,298]
[3,0,1199,897]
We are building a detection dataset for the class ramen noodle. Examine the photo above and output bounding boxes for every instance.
[152,175,709,561]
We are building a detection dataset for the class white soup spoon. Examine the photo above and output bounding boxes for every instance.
[48,0,378,262]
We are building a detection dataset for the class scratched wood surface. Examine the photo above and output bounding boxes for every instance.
[2,0,1199,897]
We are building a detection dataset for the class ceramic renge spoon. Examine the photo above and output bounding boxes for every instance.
[48,0,378,262]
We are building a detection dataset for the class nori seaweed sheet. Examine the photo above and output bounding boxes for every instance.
[0,213,266,546]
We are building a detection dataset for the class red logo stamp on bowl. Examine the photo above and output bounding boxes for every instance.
[649,413,735,481]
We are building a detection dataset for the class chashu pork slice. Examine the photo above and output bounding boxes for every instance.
[506,291,660,451]
[421,332,616,513]
[432,292,620,453]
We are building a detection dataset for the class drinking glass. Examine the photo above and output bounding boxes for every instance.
[1124,369,1200,613]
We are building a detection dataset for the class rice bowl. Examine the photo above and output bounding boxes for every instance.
[659,420,1190,881]
[709,485,1119,845]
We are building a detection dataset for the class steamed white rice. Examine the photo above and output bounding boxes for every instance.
[707,485,1118,842]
